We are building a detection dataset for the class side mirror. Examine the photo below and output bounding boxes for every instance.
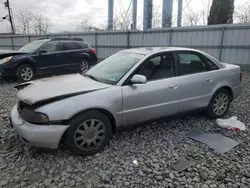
[130,74,147,84]
[39,50,47,54]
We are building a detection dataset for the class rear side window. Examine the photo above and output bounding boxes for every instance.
[178,53,206,75]
[62,42,79,50]
[78,41,89,49]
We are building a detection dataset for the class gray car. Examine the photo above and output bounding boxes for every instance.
[10,47,242,156]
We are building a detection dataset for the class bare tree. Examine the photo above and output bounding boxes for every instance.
[15,11,51,34]
[182,3,201,27]
[33,13,51,34]
[113,8,132,30]
[234,1,250,23]
[201,0,212,25]
[16,11,34,34]
[152,5,162,28]
[77,18,103,32]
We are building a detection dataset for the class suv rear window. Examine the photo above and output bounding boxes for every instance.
[62,42,79,50]
[78,41,89,49]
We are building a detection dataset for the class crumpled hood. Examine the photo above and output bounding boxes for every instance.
[0,50,27,59]
[17,74,111,105]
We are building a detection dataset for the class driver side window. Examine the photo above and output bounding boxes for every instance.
[136,53,174,81]
[41,41,59,53]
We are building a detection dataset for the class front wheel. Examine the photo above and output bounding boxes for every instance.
[206,89,232,118]
[64,111,112,156]
[17,64,34,82]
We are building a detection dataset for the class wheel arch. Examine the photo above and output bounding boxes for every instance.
[214,86,233,99]
[79,53,90,60]
[16,57,37,74]
[65,108,117,134]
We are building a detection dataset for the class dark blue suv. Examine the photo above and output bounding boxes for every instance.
[0,38,97,82]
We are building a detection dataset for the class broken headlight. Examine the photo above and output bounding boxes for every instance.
[20,108,49,124]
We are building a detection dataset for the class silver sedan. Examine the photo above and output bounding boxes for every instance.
[10,47,242,156]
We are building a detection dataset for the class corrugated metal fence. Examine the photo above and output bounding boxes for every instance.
[0,24,250,65]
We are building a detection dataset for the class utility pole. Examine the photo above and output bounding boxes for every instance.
[4,0,15,34]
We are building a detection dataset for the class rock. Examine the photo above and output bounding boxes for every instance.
[138,170,144,176]
[169,173,175,179]
[20,166,27,172]
[0,180,8,186]
[193,177,199,182]
[125,182,130,186]
[210,184,217,188]
[69,180,75,187]
[43,179,52,187]
[201,184,209,188]
[58,182,64,188]
[200,172,208,180]
[20,182,26,187]
[14,176,20,182]
[155,176,163,180]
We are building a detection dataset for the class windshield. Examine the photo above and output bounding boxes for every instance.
[86,52,144,85]
[18,40,49,53]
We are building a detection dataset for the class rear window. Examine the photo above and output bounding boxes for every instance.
[78,41,89,49]
[62,42,79,50]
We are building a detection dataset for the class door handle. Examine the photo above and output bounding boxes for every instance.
[206,78,213,82]
[168,84,178,89]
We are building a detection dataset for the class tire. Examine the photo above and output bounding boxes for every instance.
[17,64,34,82]
[206,88,232,118]
[64,111,112,156]
[80,59,90,74]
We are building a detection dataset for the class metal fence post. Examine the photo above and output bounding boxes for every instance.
[219,26,225,61]
[95,32,98,49]
[28,35,31,42]
[127,31,130,49]
[169,29,172,46]
[10,36,14,50]
[68,34,70,39]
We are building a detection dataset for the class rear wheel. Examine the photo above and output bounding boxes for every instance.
[80,59,90,74]
[206,89,232,118]
[65,111,112,156]
[17,64,34,82]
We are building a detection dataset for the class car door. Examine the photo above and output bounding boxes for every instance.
[33,41,62,74]
[121,53,181,126]
[176,51,219,112]
[60,41,82,73]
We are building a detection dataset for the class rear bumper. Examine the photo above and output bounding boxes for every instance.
[10,105,69,149]
[232,84,242,99]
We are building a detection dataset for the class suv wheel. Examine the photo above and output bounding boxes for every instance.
[80,59,89,74]
[206,89,232,118]
[65,111,112,156]
[17,64,34,82]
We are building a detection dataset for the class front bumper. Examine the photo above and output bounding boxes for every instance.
[10,105,69,149]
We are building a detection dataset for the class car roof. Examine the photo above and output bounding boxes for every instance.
[120,47,203,55]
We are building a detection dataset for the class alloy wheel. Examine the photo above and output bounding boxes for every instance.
[213,93,229,116]
[74,119,106,151]
[20,67,33,81]
[80,61,89,74]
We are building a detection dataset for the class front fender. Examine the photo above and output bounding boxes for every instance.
[35,86,123,127]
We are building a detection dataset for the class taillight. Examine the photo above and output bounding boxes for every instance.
[91,48,96,54]
[240,72,243,81]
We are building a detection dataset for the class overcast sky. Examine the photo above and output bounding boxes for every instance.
[0,0,244,33]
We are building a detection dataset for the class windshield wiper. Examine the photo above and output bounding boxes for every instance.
[85,74,101,82]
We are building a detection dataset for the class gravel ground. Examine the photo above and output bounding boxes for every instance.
[0,71,250,188]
